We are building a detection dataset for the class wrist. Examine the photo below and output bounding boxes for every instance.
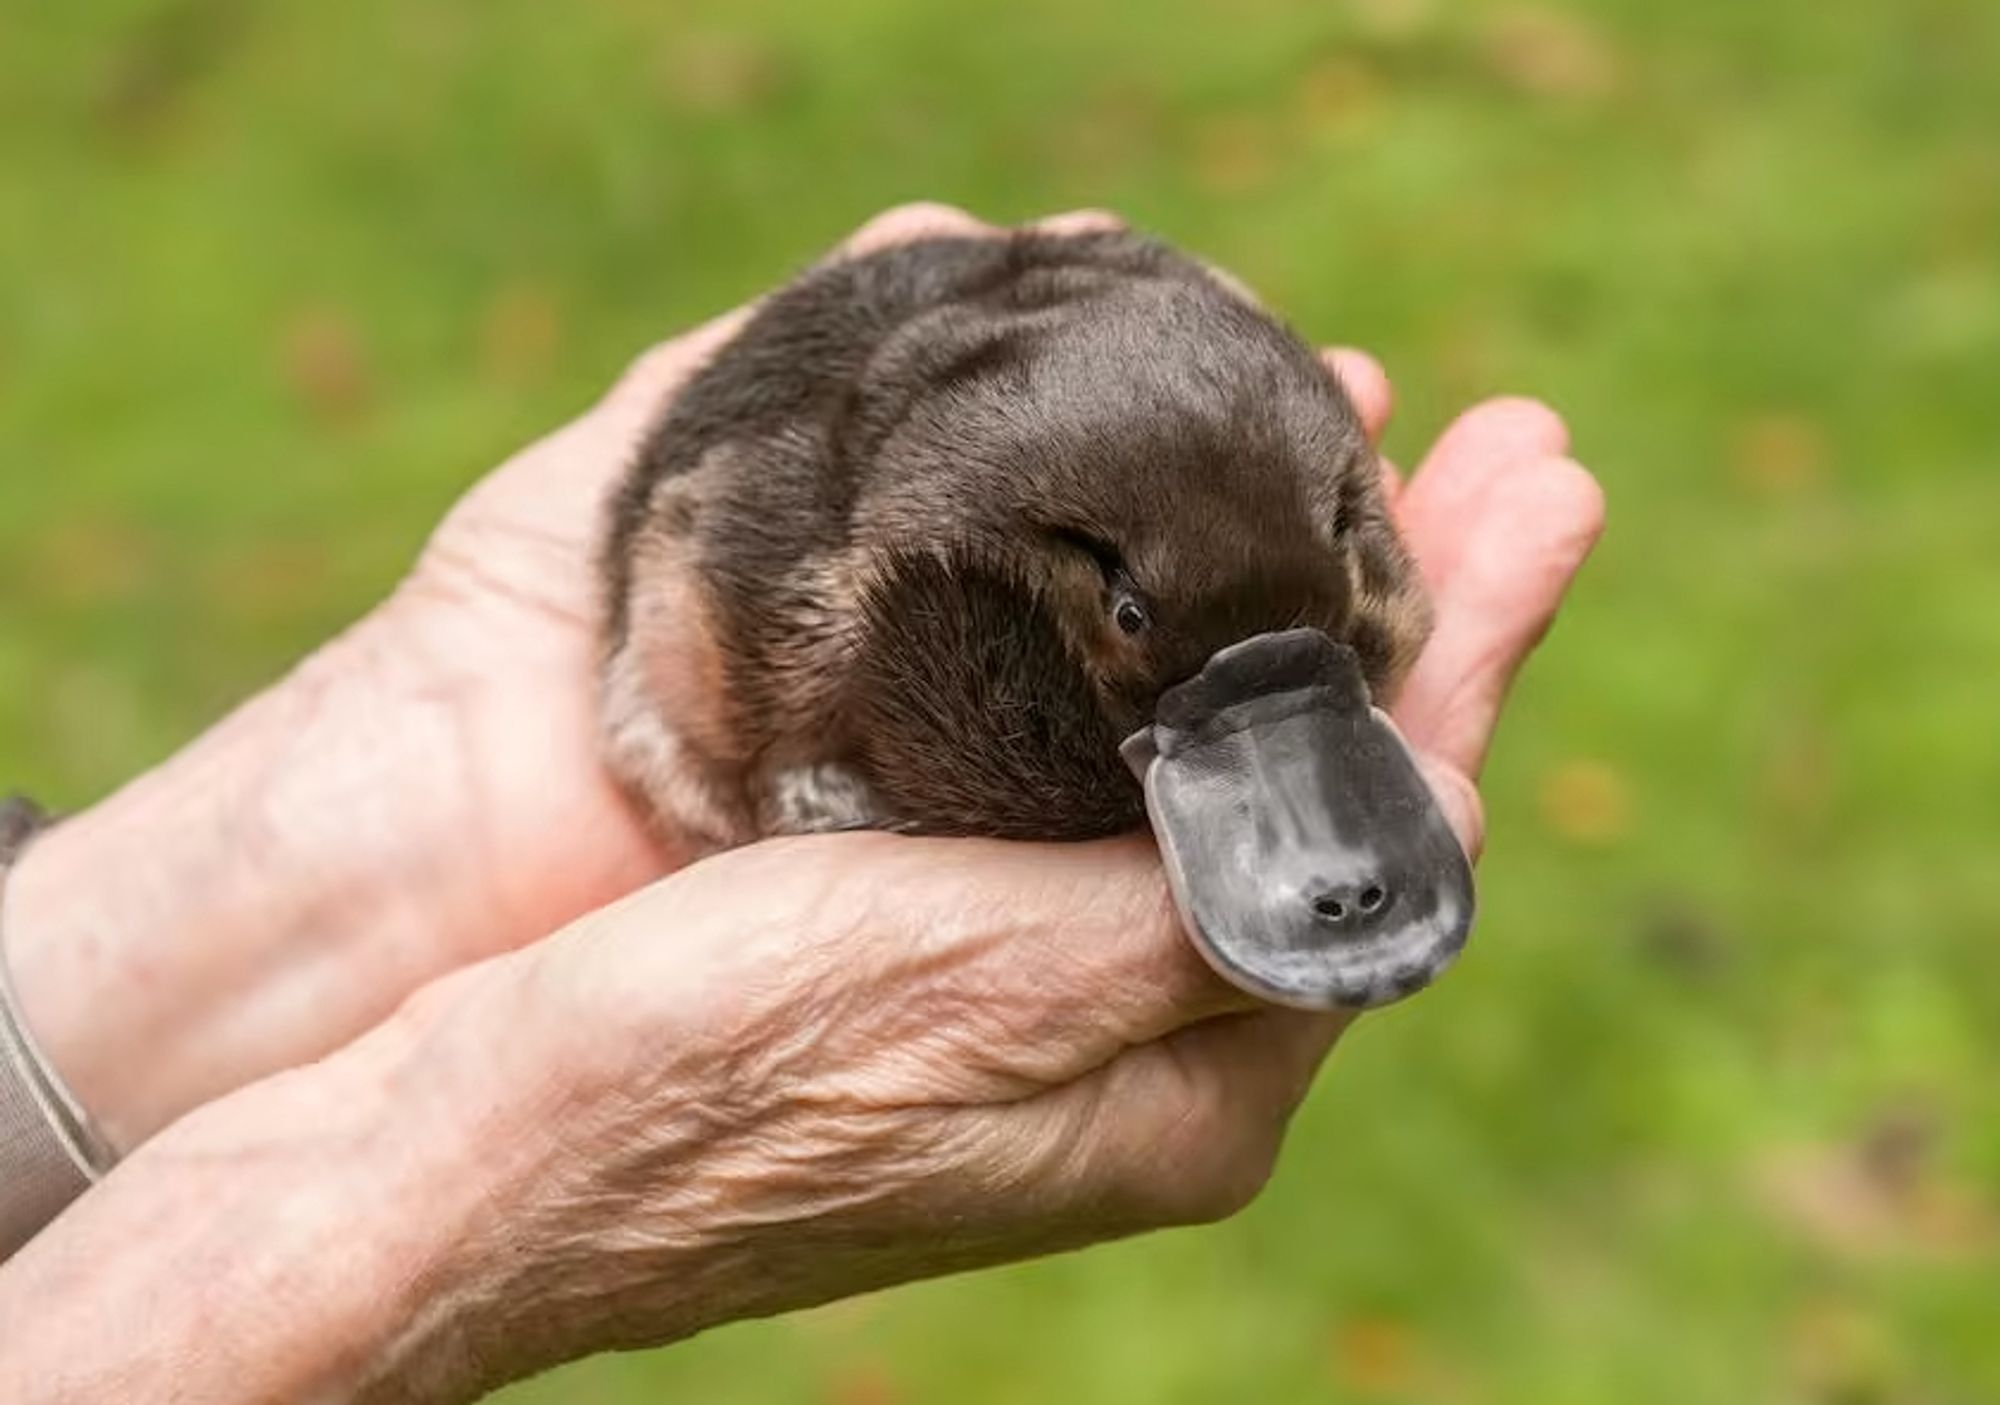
[0,612,487,1149]
[319,952,612,1404]
[0,946,613,1405]
[308,936,730,1403]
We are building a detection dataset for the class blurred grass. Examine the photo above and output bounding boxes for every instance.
[4,0,1999,1400]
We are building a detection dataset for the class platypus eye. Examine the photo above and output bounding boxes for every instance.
[1114,595,1149,636]
[1041,525,1150,637]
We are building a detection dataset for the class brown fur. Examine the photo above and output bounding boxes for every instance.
[600,230,1430,847]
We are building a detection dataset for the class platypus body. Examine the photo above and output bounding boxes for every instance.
[602,229,1432,852]
[599,228,1480,1007]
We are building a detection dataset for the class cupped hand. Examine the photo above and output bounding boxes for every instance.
[364,295,1603,1396]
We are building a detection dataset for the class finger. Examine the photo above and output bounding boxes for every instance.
[1397,398,1572,587]
[1394,453,1606,779]
[1417,750,1487,861]
[1321,348,1393,447]
[839,201,997,258]
[1047,1003,1352,1229]
[687,833,1252,1098]
[893,835,1251,1053]
[1413,395,1570,482]
[1030,208,1128,237]
[1169,1005,1348,1120]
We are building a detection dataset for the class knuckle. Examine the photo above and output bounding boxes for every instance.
[1195,1152,1280,1223]
[1109,1079,1283,1229]
[1417,755,1486,860]
[1156,1136,1280,1227]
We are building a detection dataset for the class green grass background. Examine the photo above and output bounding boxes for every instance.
[4,0,1999,1400]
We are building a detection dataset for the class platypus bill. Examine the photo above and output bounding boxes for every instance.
[601,227,1474,1009]
[1123,629,1474,1009]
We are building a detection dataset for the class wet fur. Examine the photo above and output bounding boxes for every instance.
[601,230,1429,848]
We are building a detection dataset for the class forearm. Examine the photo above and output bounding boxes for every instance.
[0,822,1400,1405]
[0,598,666,1153]
[3,616,469,1150]
[0,1011,454,1403]
[0,952,605,1405]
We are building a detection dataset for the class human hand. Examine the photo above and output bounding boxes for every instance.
[370,328,1603,1398]
[0,205,1120,1149]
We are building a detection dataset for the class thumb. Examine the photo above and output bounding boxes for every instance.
[1393,443,1606,781]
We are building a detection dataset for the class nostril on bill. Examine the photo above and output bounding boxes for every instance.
[1310,881,1394,929]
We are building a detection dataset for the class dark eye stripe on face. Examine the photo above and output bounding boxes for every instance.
[1041,525,1126,583]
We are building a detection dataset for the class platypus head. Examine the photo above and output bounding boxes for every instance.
[841,272,1433,849]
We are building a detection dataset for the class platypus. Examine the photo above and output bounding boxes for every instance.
[600,228,1473,1008]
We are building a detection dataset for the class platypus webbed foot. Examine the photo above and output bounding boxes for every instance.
[1121,629,1475,1011]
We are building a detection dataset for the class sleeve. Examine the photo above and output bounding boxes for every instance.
[0,797,118,1264]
